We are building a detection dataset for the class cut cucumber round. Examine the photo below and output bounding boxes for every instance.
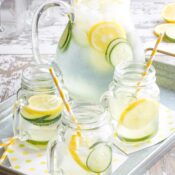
[21,111,61,126]
[165,28,175,42]
[59,20,72,52]
[106,39,133,67]
[86,143,112,173]
[105,38,127,62]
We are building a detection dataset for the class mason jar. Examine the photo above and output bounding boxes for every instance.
[101,61,160,142]
[47,102,114,175]
[13,64,64,149]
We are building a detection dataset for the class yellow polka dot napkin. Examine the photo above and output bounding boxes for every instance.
[114,105,175,154]
[6,141,49,175]
[5,140,127,175]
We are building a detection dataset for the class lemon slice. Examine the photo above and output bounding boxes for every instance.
[88,21,126,52]
[119,98,159,130]
[23,94,63,116]
[69,135,89,172]
[162,3,175,22]
[154,23,175,36]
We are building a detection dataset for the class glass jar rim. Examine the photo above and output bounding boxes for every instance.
[21,64,62,92]
[62,102,110,130]
[114,61,156,87]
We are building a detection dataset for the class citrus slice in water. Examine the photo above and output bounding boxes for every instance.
[162,3,175,22]
[86,142,112,173]
[69,135,89,172]
[118,98,159,130]
[88,21,126,52]
[23,94,63,117]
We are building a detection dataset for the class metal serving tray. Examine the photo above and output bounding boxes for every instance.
[0,87,175,175]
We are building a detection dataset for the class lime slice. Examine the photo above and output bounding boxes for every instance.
[88,21,126,52]
[86,142,112,173]
[154,23,175,37]
[119,98,159,130]
[23,94,63,117]
[162,3,175,22]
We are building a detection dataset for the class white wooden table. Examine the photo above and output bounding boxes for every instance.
[0,0,175,174]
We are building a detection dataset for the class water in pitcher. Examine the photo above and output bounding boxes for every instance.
[54,0,144,102]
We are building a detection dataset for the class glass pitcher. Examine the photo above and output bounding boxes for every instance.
[32,0,145,103]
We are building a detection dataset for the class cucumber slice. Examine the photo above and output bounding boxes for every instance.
[59,20,72,52]
[108,41,133,67]
[165,28,175,42]
[105,38,127,62]
[21,112,61,126]
[86,143,112,173]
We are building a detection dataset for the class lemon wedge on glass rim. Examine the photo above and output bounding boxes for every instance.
[88,21,126,52]
[118,98,159,130]
[22,94,63,117]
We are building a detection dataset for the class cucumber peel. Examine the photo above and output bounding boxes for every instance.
[105,38,127,62]
[59,20,72,52]
[21,112,61,126]
[105,38,133,67]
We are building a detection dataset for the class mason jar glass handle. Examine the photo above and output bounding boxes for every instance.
[100,81,116,109]
[13,99,29,141]
[47,135,65,175]
[32,0,70,64]
[13,100,22,137]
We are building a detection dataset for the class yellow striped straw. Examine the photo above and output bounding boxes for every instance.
[49,68,81,134]
[136,33,164,92]
[0,137,17,164]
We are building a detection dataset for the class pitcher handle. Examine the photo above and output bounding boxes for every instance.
[32,0,70,64]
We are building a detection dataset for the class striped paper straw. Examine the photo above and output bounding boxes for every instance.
[0,137,17,164]
[49,68,81,133]
[136,33,164,93]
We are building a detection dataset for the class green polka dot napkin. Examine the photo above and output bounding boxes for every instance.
[114,105,175,154]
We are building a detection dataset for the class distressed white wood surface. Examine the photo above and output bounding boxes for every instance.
[0,0,175,174]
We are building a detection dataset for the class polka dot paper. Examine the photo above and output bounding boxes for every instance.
[6,142,49,175]
[5,141,127,175]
